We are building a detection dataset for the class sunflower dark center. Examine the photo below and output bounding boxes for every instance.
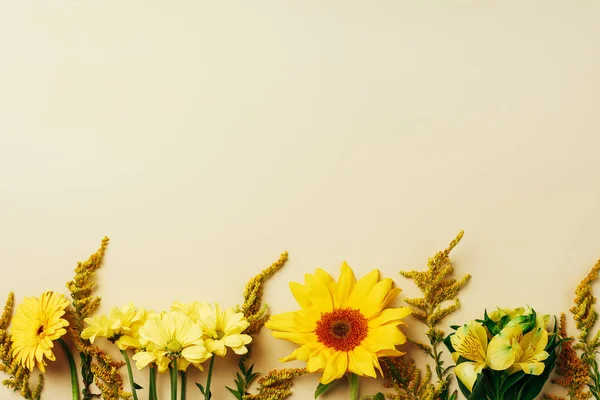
[315,308,368,352]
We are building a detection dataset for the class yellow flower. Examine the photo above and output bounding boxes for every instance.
[265,262,411,384]
[501,324,549,375]
[11,291,70,373]
[172,301,252,357]
[132,311,210,372]
[450,322,515,391]
[81,303,147,350]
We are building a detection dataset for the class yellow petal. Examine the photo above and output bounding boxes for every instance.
[320,351,347,384]
[455,361,481,392]
[265,310,316,333]
[487,331,516,371]
[368,307,411,328]
[451,323,488,363]
[348,270,379,309]
[360,278,395,318]
[304,273,334,313]
[349,345,377,378]
[334,262,356,308]
[289,282,312,309]
[512,361,545,375]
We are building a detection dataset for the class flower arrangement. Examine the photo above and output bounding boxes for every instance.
[8,233,600,400]
[447,306,562,400]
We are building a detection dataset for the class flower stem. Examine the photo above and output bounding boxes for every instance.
[149,366,157,400]
[349,373,359,400]
[180,371,187,400]
[204,356,215,400]
[170,358,178,400]
[58,338,80,400]
[120,350,139,400]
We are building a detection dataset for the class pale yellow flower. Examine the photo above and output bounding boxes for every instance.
[11,291,70,373]
[171,301,252,357]
[132,311,210,372]
[81,303,147,350]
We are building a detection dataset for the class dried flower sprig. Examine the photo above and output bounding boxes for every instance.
[394,231,470,400]
[65,237,131,400]
[543,314,592,400]
[225,252,290,399]
[242,368,307,400]
[382,356,436,400]
[0,292,44,400]
[240,251,289,335]
[546,258,600,400]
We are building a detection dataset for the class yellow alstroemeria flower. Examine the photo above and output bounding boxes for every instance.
[266,262,411,385]
[451,322,515,391]
[501,324,549,376]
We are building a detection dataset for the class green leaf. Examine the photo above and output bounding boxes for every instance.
[373,393,385,400]
[196,382,205,394]
[500,371,524,396]
[133,382,143,390]
[314,379,339,398]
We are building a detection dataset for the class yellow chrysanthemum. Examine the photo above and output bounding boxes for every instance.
[132,311,210,372]
[172,301,252,357]
[81,303,147,350]
[265,262,411,384]
[11,291,70,373]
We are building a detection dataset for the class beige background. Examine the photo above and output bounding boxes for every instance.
[1,1,600,399]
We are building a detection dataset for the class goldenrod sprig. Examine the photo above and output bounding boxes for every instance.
[66,237,131,400]
[548,258,600,400]
[242,368,307,400]
[394,231,471,400]
[227,252,288,399]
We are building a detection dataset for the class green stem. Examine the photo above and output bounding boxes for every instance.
[204,356,215,400]
[58,338,80,400]
[170,358,178,400]
[349,373,359,400]
[180,371,187,400]
[149,366,156,400]
[120,349,139,400]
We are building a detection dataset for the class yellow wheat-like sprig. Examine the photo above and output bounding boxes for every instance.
[570,259,600,344]
[239,251,288,335]
[243,368,307,400]
[65,237,130,400]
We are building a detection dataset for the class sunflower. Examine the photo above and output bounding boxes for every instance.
[265,262,411,384]
[172,301,252,357]
[132,310,211,372]
[11,291,70,373]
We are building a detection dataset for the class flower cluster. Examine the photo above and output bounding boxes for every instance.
[447,306,562,400]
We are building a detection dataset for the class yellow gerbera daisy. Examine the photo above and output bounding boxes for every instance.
[132,311,210,372]
[11,291,70,372]
[265,262,411,384]
[172,301,252,357]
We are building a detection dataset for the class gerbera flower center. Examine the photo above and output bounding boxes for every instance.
[315,308,368,352]
[166,340,183,354]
